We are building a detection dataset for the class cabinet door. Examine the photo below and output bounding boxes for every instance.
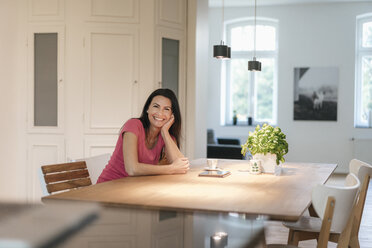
[84,26,139,134]
[151,211,184,248]
[156,0,186,30]
[27,25,66,203]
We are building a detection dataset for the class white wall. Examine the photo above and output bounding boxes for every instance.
[208,2,372,173]
[187,0,209,159]
[0,0,27,201]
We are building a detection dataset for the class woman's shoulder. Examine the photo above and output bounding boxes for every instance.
[122,118,144,135]
[125,118,142,126]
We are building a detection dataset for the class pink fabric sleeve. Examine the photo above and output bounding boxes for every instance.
[121,118,142,137]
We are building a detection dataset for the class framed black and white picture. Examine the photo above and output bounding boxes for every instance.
[293,67,339,121]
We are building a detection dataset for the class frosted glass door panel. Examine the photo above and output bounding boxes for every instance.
[34,33,58,126]
[162,38,179,97]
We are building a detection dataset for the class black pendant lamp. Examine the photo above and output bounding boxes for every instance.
[213,0,231,59]
[248,0,261,71]
[248,57,261,71]
[214,41,230,59]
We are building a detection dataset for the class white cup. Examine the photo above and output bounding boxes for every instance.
[207,159,218,169]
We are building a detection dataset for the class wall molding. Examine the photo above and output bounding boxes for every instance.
[28,0,65,22]
[156,0,186,30]
[87,0,139,23]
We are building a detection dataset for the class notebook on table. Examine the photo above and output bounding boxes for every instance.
[198,170,231,178]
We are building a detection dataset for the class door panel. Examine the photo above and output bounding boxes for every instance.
[29,0,64,21]
[88,0,139,23]
[84,27,139,133]
[27,135,65,202]
[27,25,65,134]
[162,38,180,97]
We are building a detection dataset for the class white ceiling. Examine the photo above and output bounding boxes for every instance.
[209,0,370,7]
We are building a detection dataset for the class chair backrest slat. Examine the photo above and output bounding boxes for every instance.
[317,196,335,248]
[44,169,90,184]
[41,161,87,174]
[46,178,92,194]
[41,161,92,194]
[353,174,370,234]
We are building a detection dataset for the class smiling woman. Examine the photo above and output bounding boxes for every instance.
[97,89,189,183]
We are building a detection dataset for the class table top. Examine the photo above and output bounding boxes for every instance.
[0,201,99,248]
[42,159,337,221]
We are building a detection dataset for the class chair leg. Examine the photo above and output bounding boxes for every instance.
[349,236,360,248]
[292,232,300,246]
[287,229,294,245]
[287,230,300,246]
[261,234,267,248]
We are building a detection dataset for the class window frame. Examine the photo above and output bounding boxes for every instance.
[355,14,372,128]
[223,18,278,126]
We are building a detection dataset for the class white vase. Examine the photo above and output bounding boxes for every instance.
[249,159,262,175]
[252,153,278,174]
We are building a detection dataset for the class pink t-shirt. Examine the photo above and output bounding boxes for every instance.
[97,118,165,183]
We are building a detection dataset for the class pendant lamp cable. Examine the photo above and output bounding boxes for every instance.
[221,0,225,45]
[248,0,261,70]
[253,0,257,58]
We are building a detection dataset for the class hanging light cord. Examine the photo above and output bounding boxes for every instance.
[253,0,257,58]
[221,0,225,45]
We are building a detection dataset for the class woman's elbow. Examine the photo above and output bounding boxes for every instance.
[125,163,139,176]
[126,169,136,176]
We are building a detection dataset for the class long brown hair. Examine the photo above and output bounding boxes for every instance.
[138,89,182,147]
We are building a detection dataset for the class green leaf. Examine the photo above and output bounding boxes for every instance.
[241,124,289,164]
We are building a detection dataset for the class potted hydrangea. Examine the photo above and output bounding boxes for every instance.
[241,124,289,173]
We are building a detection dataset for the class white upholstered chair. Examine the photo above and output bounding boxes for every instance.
[346,159,372,248]
[268,173,360,248]
[76,153,111,184]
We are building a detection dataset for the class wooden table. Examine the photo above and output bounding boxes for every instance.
[0,201,99,248]
[42,159,336,221]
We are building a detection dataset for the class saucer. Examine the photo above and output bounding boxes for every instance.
[204,167,221,171]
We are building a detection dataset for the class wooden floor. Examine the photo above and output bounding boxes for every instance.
[264,175,372,247]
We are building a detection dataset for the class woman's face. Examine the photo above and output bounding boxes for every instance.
[147,95,173,129]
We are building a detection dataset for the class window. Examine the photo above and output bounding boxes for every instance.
[223,19,278,125]
[355,14,372,127]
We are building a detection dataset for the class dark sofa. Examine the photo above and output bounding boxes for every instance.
[206,130,244,160]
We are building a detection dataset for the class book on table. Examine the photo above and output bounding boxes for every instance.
[198,170,231,178]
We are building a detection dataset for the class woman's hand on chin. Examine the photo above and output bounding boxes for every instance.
[161,114,174,133]
[170,157,189,174]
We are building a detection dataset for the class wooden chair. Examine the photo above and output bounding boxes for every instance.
[347,159,372,248]
[41,161,92,194]
[283,160,369,248]
[75,153,110,184]
[267,173,360,248]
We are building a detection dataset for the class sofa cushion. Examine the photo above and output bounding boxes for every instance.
[217,138,240,145]
[207,144,243,160]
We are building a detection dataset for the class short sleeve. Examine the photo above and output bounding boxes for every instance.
[122,119,143,137]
